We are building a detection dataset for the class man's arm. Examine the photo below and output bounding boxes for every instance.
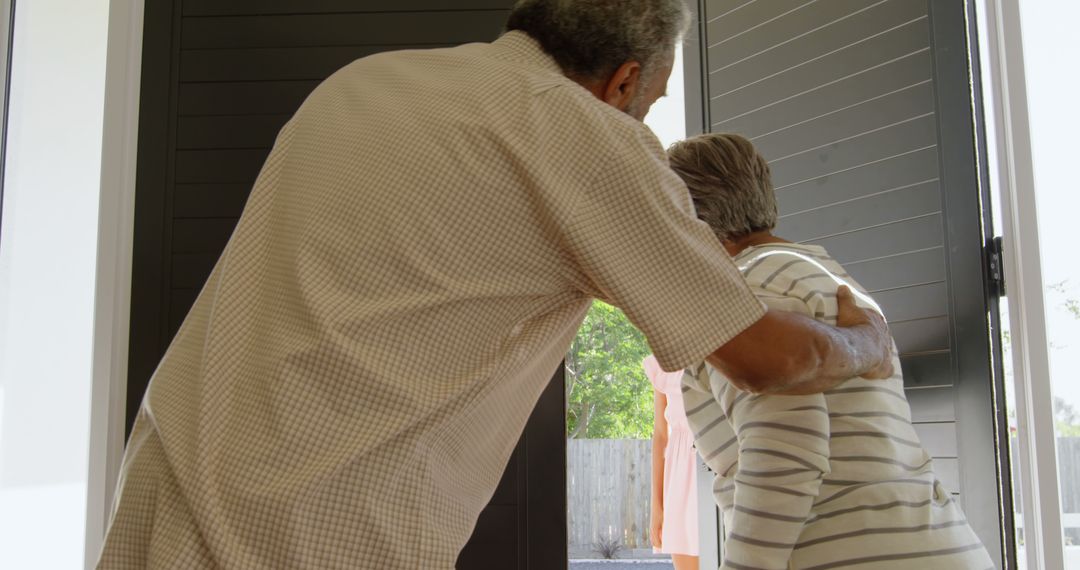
[705,286,893,395]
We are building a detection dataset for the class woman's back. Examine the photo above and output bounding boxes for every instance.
[683,243,993,569]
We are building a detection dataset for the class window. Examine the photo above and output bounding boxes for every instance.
[979,0,1079,566]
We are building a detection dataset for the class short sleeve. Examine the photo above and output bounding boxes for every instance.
[642,355,663,391]
[565,124,765,372]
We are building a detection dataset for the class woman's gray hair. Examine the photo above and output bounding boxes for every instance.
[667,133,778,241]
[506,0,691,82]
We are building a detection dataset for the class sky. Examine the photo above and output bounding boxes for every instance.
[643,46,687,150]
[1014,0,1080,422]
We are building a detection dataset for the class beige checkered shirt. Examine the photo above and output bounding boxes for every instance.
[98,31,764,569]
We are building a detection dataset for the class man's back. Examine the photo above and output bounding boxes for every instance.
[684,242,993,569]
[103,33,635,568]
[100,29,767,568]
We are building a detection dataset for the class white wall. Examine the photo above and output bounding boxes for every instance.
[0,0,111,567]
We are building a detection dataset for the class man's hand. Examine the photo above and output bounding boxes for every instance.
[835,285,894,380]
[707,286,896,394]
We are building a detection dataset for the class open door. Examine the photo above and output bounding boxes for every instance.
[684,0,1013,567]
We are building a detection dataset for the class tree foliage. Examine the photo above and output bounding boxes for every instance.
[566,301,654,440]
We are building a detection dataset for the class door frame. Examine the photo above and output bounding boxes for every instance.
[84,0,147,566]
[928,0,1014,566]
[0,0,13,244]
[978,0,1067,567]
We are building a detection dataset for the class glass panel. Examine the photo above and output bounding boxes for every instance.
[980,0,1080,565]
[1018,2,1080,566]
[974,3,1025,561]
[0,0,110,567]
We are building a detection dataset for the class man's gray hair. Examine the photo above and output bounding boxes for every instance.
[506,0,691,82]
[667,133,779,241]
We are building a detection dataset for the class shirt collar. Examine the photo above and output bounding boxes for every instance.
[490,30,565,76]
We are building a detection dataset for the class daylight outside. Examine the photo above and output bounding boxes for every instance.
[565,48,687,570]
[996,1,1080,566]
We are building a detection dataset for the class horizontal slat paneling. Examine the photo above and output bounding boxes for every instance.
[169,288,199,340]
[174,184,251,218]
[776,146,938,214]
[769,113,938,189]
[715,51,932,136]
[710,0,926,86]
[708,17,929,123]
[171,253,217,289]
[844,247,946,294]
[873,282,947,325]
[906,386,956,423]
[705,0,756,24]
[891,316,949,355]
[777,180,940,243]
[182,12,510,49]
[805,213,943,266]
[705,0,807,53]
[175,149,270,183]
[914,422,958,458]
[180,45,451,82]
[752,82,935,162]
[901,352,953,388]
[704,0,953,398]
[933,458,961,493]
[179,81,320,116]
[172,218,238,254]
[177,115,290,149]
[184,0,516,17]
[718,1,982,518]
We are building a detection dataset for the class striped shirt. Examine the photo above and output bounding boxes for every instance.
[682,243,993,570]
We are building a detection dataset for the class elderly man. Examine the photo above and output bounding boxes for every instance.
[98,1,893,568]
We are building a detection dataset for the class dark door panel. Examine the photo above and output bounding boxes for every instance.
[129,2,567,568]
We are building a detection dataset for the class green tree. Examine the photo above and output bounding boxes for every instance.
[566,301,655,439]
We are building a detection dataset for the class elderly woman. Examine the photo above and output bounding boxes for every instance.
[667,133,994,570]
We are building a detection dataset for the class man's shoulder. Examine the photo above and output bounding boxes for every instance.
[534,84,665,155]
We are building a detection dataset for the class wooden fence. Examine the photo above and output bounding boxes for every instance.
[1058,438,1080,516]
[1013,437,1080,518]
[568,437,1080,551]
[567,439,653,550]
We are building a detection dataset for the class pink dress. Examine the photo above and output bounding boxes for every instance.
[644,355,698,556]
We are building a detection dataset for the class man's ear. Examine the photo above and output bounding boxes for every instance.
[601,61,642,113]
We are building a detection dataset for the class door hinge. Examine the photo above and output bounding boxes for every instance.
[987,236,1006,298]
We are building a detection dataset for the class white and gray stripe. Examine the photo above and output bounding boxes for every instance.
[684,243,992,570]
